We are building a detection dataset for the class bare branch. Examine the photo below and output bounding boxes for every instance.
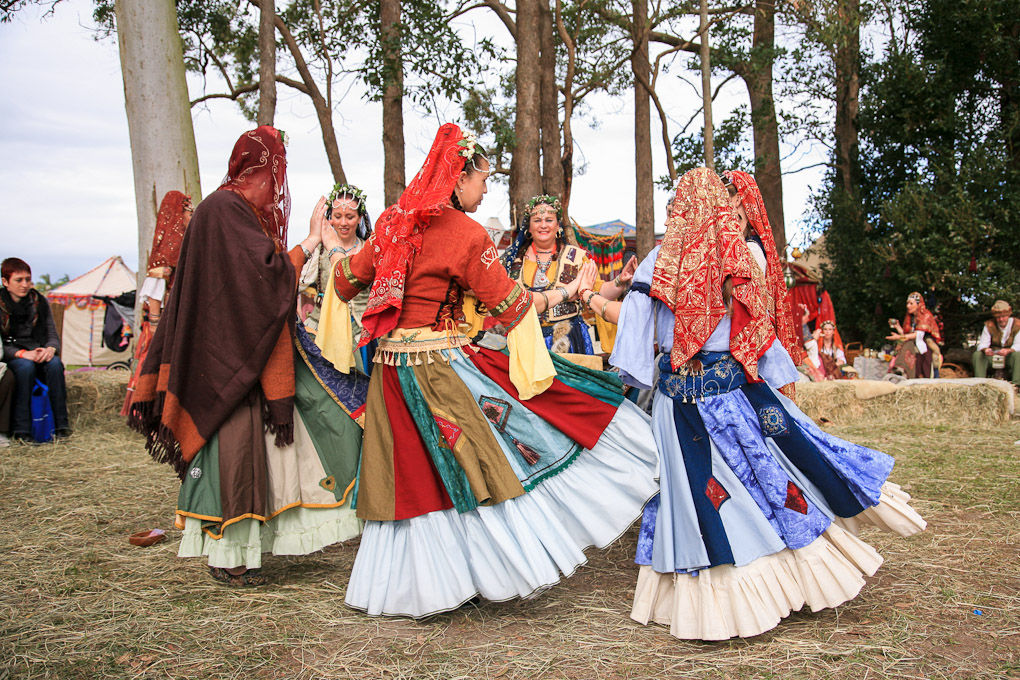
[190,82,259,107]
[312,0,333,108]
[782,161,834,175]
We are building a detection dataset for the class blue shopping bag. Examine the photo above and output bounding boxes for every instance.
[31,379,55,443]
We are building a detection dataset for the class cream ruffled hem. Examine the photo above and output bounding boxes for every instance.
[631,523,883,640]
[178,505,362,570]
[833,481,927,538]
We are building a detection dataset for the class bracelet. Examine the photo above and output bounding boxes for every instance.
[539,290,549,311]
[300,244,313,260]
[16,349,26,359]
[584,290,596,308]
[612,276,622,287]
[600,298,610,319]
[557,286,569,303]
[327,246,343,259]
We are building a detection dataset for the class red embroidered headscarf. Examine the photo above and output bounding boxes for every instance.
[724,170,803,364]
[358,123,471,345]
[218,126,290,251]
[905,292,942,343]
[650,168,774,379]
[147,190,192,288]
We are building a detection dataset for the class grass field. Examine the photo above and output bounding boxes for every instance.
[1,407,1018,679]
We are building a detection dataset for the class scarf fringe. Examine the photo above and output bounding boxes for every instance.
[128,394,189,480]
[262,395,295,448]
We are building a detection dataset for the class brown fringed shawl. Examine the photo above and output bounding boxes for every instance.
[128,189,298,478]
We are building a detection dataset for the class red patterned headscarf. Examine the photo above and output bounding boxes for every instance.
[358,123,471,345]
[218,126,290,252]
[905,292,942,343]
[147,191,192,288]
[724,170,804,364]
[651,168,774,379]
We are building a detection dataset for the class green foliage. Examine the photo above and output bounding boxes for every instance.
[661,107,753,189]
[34,273,69,294]
[817,0,1020,347]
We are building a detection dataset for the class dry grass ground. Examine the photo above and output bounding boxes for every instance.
[1,376,1018,679]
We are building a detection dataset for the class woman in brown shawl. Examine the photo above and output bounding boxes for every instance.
[887,292,942,378]
[129,126,364,585]
[121,191,192,415]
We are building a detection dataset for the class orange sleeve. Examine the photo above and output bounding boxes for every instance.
[333,237,376,302]
[458,229,533,332]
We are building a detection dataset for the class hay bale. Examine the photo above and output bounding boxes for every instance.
[65,369,129,429]
[796,378,1012,426]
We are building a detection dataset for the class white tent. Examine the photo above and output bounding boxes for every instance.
[483,216,511,251]
[46,256,136,367]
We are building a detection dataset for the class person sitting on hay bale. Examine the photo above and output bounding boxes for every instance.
[973,299,1020,387]
[804,320,847,381]
[887,292,942,379]
[0,257,71,441]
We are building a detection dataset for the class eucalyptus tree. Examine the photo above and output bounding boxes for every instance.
[455,0,632,225]
[94,0,477,195]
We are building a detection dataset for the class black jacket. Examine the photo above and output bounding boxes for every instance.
[0,288,61,361]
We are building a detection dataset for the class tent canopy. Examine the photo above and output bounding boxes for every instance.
[585,219,636,237]
[48,256,135,299]
[46,256,136,367]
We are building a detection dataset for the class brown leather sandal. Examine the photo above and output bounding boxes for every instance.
[208,566,268,587]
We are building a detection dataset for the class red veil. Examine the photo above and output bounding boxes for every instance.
[905,292,942,343]
[651,168,775,379]
[724,170,803,365]
[218,126,290,252]
[358,123,470,345]
[147,191,191,288]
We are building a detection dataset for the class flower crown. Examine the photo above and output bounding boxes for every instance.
[524,195,562,219]
[907,292,923,304]
[328,183,367,213]
[820,320,835,330]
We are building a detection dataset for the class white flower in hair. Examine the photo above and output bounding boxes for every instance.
[458,131,479,159]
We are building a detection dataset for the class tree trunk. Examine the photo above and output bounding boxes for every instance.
[699,0,714,169]
[510,0,543,220]
[555,0,576,223]
[632,0,654,259]
[380,0,405,205]
[257,0,276,125]
[745,0,786,256]
[270,8,346,183]
[114,0,201,313]
[833,0,860,200]
[538,0,564,205]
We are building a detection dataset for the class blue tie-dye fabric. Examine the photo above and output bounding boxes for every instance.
[781,393,893,508]
[697,390,831,550]
[635,493,659,566]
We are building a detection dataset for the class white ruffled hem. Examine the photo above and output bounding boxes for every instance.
[178,505,362,569]
[345,401,659,618]
[834,481,927,537]
[631,523,883,640]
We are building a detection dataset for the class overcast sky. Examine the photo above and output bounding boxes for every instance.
[0,0,825,283]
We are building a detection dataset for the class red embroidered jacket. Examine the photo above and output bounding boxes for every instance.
[334,206,532,333]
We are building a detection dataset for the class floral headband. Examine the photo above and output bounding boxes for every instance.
[907,292,923,304]
[524,195,562,220]
[820,320,835,330]
[328,183,367,214]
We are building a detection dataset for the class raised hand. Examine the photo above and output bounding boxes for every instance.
[309,196,328,248]
[618,256,637,284]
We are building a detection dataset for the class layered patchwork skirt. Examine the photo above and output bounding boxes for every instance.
[631,351,926,640]
[177,328,369,568]
[344,329,659,618]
